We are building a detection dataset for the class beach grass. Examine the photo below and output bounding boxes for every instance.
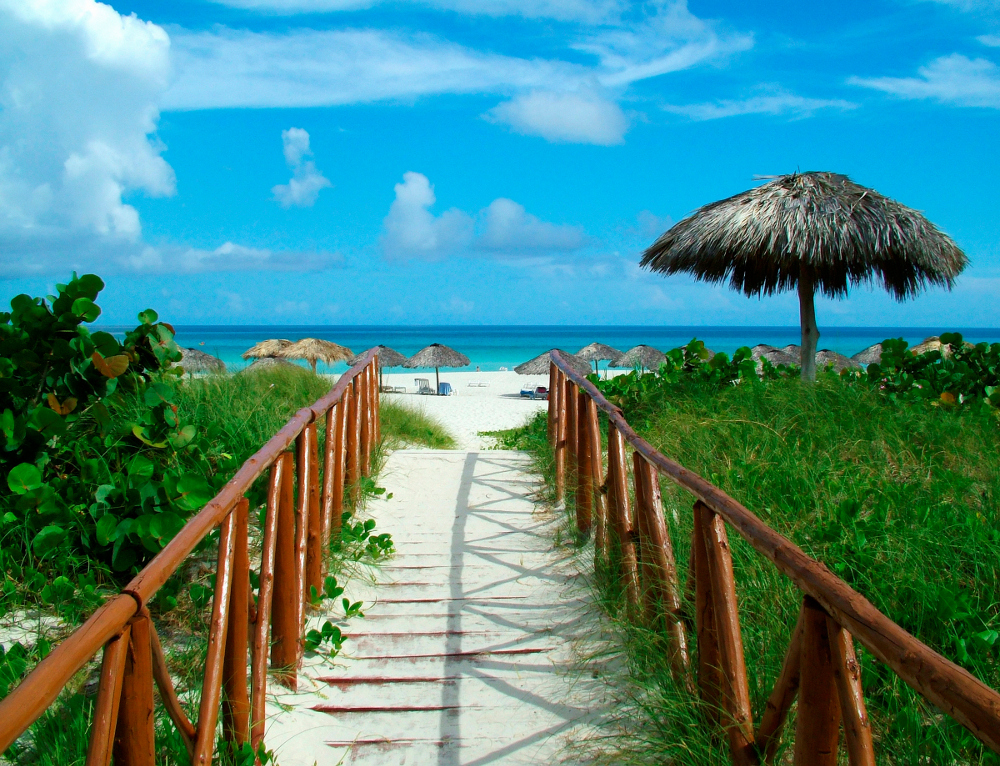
[509,377,1000,764]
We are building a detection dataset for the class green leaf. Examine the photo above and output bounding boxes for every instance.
[71,297,101,322]
[32,525,67,559]
[138,308,158,325]
[8,463,42,494]
[144,382,174,407]
[132,425,167,448]
[175,473,214,511]
[128,454,155,480]
[96,514,119,545]
[169,424,197,449]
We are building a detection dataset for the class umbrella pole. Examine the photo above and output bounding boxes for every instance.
[798,264,819,382]
[435,367,440,395]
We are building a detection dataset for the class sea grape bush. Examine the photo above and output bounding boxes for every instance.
[0,274,236,590]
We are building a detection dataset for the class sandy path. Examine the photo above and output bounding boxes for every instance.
[262,450,606,765]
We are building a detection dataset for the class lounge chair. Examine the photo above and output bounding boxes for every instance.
[415,378,434,395]
[438,382,453,396]
[519,383,547,400]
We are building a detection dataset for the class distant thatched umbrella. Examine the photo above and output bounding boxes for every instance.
[613,345,666,372]
[642,172,967,381]
[348,345,409,389]
[403,343,470,394]
[236,357,296,375]
[276,338,354,373]
[815,350,859,373]
[576,342,622,376]
[241,338,292,360]
[179,348,225,375]
[515,349,591,378]
[852,344,882,366]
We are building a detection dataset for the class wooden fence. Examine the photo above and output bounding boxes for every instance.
[547,350,1000,765]
[0,348,382,764]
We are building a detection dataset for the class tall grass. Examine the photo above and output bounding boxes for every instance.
[513,377,1000,764]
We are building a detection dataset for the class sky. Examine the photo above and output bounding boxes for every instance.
[0,0,997,327]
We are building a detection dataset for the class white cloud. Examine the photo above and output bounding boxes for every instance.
[206,0,624,22]
[380,172,588,259]
[123,241,341,274]
[486,89,628,144]
[978,34,1000,47]
[271,127,331,208]
[0,0,175,273]
[850,54,1000,108]
[478,198,588,252]
[664,90,857,120]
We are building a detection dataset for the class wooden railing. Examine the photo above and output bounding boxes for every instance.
[0,349,382,764]
[547,350,1000,764]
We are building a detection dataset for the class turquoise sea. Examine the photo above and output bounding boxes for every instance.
[100,325,1000,374]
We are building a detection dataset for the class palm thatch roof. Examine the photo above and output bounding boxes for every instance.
[751,344,800,367]
[851,344,882,366]
[613,345,666,370]
[276,338,354,371]
[241,338,292,360]
[576,342,622,362]
[641,172,967,299]
[348,345,408,369]
[816,350,859,372]
[179,347,225,374]
[236,357,296,375]
[515,349,591,377]
[403,343,470,369]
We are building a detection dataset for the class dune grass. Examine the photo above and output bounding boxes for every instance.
[379,400,456,450]
[509,377,1000,764]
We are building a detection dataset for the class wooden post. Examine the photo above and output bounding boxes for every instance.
[799,262,819,382]
[320,406,337,550]
[554,370,566,503]
[692,502,722,725]
[192,510,237,765]
[634,456,690,682]
[305,423,323,599]
[794,596,840,765]
[373,360,381,445]
[547,361,557,445]
[575,387,593,535]
[331,397,348,539]
[828,618,875,766]
[632,454,656,621]
[148,620,195,758]
[588,397,607,560]
[697,501,757,764]
[566,379,577,465]
[270,451,298,689]
[606,425,639,610]
[294,427,313,653]
[756,613,804,763]
[251,458,284,748]
[359,366,371,477]
[347,377,361,506]
[113,613,155,766]
[222,499,251,748]
[85,627,130,766]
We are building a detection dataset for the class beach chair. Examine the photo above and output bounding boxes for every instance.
[415,378,434,395]
[438,381,453,396]
[520,383,546,400]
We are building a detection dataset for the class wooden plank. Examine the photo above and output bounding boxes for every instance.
[270,451,299,689]
[223,499,252,747]
[149,618,196,756]
[84,626,130,766]
[698,502,757,765]
[575,388,593,535]
[113,613,155,765]
[755,610,804,763]
[828,618,875,766]
[360,365,371,476]
[794,596,840,766]
[606,425,639,610]
[692,504,722,726]
[320,405,337,551]
[306,422,323,599]
[588,397,607,560]
[554,369,566,502]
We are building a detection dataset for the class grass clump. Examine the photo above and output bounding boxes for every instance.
[513,376,1000,764]
[379,400,455,449]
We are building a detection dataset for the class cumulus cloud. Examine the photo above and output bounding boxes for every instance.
[664,89,857,120]
[0,0,175,272]
[206,0,624,22]
[380,172,587,259]
[977,34,1000,47]
[486,89,628,144]
[850,54,1000,108]
[271,127,331,208]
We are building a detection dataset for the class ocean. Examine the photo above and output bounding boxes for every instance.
[96,325,1000,374]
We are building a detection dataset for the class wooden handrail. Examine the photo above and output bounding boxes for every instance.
[549,349,1000,755]
[0,348,380,756]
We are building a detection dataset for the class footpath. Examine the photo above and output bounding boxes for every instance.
[262,448,607,765]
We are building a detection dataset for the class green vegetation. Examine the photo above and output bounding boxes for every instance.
[379,399,456,449]
[511,343,1000,765]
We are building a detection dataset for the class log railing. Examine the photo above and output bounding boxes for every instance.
[0,349,382,763]
[547,350,1000,764]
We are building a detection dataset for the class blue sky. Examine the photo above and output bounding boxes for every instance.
[0,0,997,327]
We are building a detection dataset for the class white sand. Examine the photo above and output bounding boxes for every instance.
[379,370,548,450]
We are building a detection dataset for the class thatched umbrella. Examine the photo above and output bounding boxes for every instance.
[852,344,882,366]
[642,172,967,381]
[613,345,666,372]
[276,338,354,373]
[241,338,292,360]
[576,342,622,377]
[515,349,591,378]
[403,343,470,394]
[348,345,408,389]
[179,348,225,375]
[236,357,296,375]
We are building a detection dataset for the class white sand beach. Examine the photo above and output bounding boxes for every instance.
[379,370,550,450]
